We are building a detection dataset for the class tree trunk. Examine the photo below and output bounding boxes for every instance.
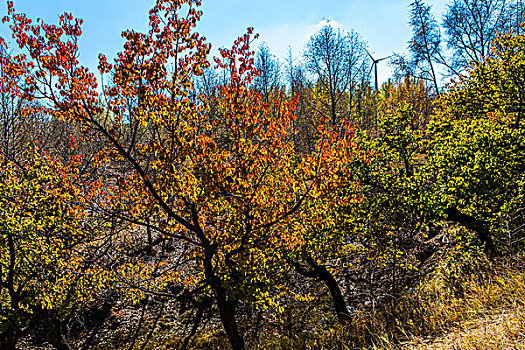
[306,257,351,322]
[293,258,351,322]
[446,207,497,257]
[203,249,245,350]
[214,294,244,350]
[180,304,204,350]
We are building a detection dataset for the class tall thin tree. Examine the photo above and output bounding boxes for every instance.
[408,0,442,95]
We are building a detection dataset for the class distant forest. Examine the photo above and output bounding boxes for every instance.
[0,0,524,349]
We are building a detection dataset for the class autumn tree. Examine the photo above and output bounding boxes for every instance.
[477,30,525,129]
[341,101,428,309]
[0,147,104,350]
[426,29,525,256]
[0,1,361,348]
[379,76,434,127]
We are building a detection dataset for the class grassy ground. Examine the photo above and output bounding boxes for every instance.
[405,307,525,349]
[362,254,525,349]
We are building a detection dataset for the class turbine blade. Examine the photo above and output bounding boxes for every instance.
[376,55,393,62]
[364,48,374,61]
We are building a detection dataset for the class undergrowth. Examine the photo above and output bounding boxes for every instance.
[350,253,525,349]
[251,252,525,349]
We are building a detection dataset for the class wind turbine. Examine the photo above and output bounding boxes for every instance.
[366,49,392,92]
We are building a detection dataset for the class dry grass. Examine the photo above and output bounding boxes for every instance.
[371,254,525,349]
[405,307,525,349]
[237,252,525,349]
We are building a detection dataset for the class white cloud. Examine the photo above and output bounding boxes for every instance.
[256,18,345,63]
[308,18,344,33]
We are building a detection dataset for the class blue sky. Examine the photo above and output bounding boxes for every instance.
[0,0,448,85]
